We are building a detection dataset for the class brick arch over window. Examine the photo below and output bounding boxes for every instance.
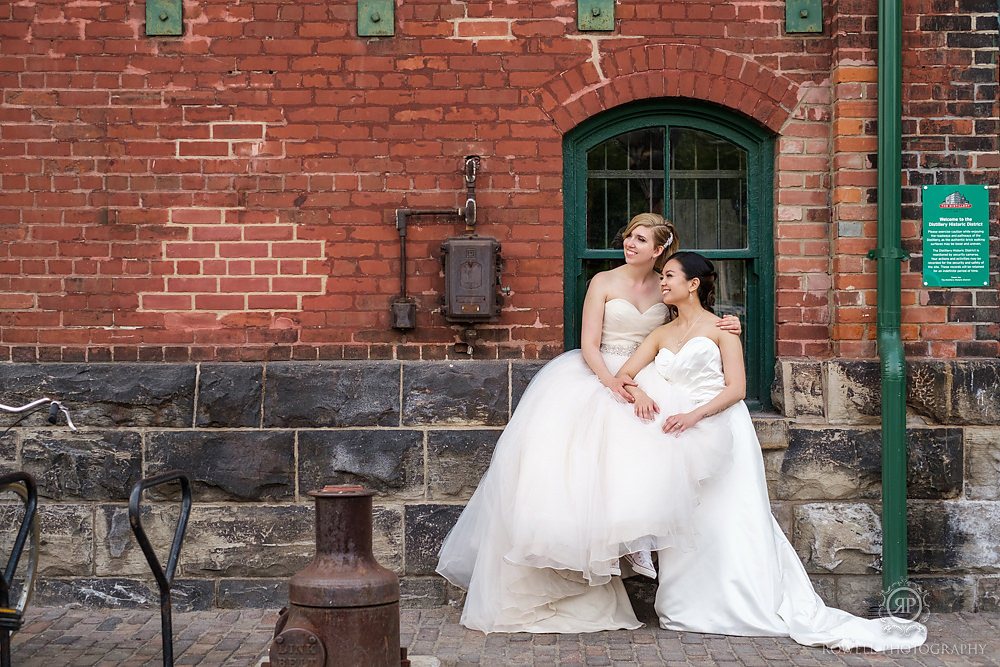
[533,44,801,134]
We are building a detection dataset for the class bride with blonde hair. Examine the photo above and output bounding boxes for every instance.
[436,213,741,633]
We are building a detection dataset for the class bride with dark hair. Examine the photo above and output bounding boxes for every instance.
[436,215,742,633]
[612,251,927,651]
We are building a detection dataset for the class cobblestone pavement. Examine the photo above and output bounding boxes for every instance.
[9,606,1000,666]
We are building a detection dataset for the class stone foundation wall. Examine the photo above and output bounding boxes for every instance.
[770,359,1000,614]
[1,359,998,615]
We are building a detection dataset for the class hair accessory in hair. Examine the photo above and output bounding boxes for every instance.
[664,233,674,247]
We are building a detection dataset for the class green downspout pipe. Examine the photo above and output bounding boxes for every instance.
[869,0,908,598]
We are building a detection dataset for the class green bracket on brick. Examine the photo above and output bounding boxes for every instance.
[785,0,823,33]
[145,0,183,36]
[358,0,394,36]
[577,0,614,31]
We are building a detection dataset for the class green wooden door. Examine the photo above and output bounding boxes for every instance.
[563,100,775,409]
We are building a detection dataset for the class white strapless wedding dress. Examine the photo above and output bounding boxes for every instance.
[437,302,927,650]
[644,337,927,651]
[437,299,731,633]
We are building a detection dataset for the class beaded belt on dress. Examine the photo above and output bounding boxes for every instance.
[600,343,639,356]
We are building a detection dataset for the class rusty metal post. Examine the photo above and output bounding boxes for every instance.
[269,485,401,667]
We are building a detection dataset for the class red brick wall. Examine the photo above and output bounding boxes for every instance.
[0,0,996,362]
[901,0,999,358]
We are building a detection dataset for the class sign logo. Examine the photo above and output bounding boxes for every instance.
[940,191,972,208]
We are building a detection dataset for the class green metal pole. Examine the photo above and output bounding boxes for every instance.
[871,0,908,598]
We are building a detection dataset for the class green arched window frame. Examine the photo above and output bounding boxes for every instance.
[562,100,775,410]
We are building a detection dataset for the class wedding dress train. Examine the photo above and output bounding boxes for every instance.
[436,299,730,633]
[643,337,927,651]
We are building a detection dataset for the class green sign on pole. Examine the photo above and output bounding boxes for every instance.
[922,185,990,287]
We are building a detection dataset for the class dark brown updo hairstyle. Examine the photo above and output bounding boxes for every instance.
[666,251,717,313]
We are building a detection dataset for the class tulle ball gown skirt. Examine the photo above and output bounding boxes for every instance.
[436,349,731,633]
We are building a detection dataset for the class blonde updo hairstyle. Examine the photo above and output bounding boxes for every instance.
[622,213,679,273]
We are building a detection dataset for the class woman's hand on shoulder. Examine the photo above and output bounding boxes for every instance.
[716,314,742,335]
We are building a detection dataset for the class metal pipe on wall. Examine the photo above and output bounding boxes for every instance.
[871,0,909,599]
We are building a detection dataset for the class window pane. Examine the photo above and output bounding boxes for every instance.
[712,260,747,324]
[583,258,616,285]
[586,128,665,250]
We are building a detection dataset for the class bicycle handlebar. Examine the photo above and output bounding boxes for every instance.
[0,399,76,430]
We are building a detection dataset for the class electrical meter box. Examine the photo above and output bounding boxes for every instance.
[440,236,503,322]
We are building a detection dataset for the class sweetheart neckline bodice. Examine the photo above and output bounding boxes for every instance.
[605,297,666,316]
[599,299,668,352]
[653,337,726,402]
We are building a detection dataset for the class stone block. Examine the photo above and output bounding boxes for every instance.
[298,430,424,499]
[36,504,94,576]
[789,361,825,419]
[404,504,463,575]
[511,361,546,412]
[792,502,882,575]
[779,426,961,502]
[908,501,1000,574]
[146,430,295,501]
[400,577,447,608]
[427,430,501,500]
[762,450,784,500]
[951,360,1000,425]
[96,503,184,577]
[0,432,15,467]
[911,576,976,612]
[196,363,263,427]
[826,360,881,425]
[372,503,404,574]
[0,501,91,582]
[833,575,883,616]
[21,430,141,501]
[402,362,508,426]
[808,574,837,607]
[770,362,785,415]
[976,576,1000,611]
[444,580,467,607]
[966,427,1000,500]
[753,416,790,450]
[264,361,400,427]
[34,577,215,610]
[905,428,963,500]
[218,579,288,609]
[778,427,879,501]
[0,363,196,428]
[907,360,951,424]
[96,504,315,578]
[770,502,793,539]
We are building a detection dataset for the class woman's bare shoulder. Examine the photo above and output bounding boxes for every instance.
[649,321,674,341]
[697,314,725,342]
[584,270,615,301]
[588,269,616,290]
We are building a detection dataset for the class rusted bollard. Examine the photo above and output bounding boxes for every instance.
[269,485,401,667]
